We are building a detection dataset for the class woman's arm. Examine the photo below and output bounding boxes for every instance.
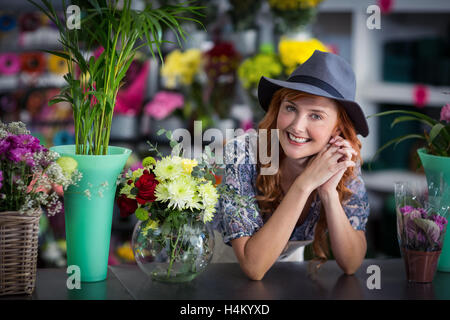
[231,182,312,280]
[320,189,367,275]
[231,145,355,280]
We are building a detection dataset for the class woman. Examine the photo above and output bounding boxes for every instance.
[214,50,370,280]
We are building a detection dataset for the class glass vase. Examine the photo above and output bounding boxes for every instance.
[131,216,215,283]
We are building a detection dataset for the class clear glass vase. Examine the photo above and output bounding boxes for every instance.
[131,216,215,283]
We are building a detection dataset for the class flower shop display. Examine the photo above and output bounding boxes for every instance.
[118,130,254,283]
[395,182,449,282]
[370,104,450,271]
[117,137,219,282]
[144,91,185,142]
[31,0,203,282]
[0,121,78,295]
[159,48,212,128]
[203,41,241,122]
[268,0,324,34]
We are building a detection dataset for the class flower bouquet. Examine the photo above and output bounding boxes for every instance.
[0,120,79,295]
[0,120,79,215]
[117,131,222,282]
[395,181,449,282]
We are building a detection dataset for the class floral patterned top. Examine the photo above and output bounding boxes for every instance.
[213,132,370,247]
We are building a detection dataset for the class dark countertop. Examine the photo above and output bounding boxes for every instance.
[2,259,450,300]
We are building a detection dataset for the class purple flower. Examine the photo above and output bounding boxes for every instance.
[440,104,450,123]
[0,138,11,155]
[0,170,3,190]
[432,215,448,233]
[7,147,29,163]
[400,205,414,214]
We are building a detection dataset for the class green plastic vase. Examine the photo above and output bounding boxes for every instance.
[417,148,450,272]
[50,145,131,282]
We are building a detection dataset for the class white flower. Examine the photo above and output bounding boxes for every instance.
[153,156,183,181]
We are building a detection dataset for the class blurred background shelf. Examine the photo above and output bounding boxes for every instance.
[360,82,450,107]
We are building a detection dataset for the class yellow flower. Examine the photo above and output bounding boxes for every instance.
[141,219,160,237]
[181,158,198,175]
[160,49,202,88]
[116,242,135,262]
[279,38,328,74]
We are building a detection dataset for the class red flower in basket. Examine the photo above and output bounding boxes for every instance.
[135,170,159,205]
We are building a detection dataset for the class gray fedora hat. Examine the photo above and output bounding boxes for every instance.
[258,50,369,137]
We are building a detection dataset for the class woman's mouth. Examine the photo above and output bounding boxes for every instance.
[287,132,311,145]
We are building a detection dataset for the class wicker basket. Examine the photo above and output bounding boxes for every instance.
[0,210,41,296]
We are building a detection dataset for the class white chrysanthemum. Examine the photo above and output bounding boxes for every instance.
[166,177,196,210]
[153,156,183,181]
[202,205,216,223]
[197,181,219,208]
[154,182,171,203]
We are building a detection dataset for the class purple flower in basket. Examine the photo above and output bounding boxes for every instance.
[400,205,414,214]
[7,147,30,163]
[431,215,448,233]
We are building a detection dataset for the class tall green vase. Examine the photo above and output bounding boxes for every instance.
[417,148,450,272]
[50,145,131,282]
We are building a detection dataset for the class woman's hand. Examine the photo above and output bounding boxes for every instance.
[318,136,357,197]
[294,136,356,194]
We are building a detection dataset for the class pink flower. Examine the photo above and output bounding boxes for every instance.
[144,91,184,120]
[440,104,450,123]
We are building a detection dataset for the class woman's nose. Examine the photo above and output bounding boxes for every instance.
[290,114,308,133]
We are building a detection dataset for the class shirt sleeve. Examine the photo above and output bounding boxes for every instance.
[342,165,370,232]
[213,136,263,246]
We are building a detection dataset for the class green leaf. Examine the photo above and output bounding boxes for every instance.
[390,115,431,129]
[372,134,426,162]
[368,109,437,127]
[429,123,445,143]
[157,128,165,136]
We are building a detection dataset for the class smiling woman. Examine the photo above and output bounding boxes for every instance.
[213,50,370,280]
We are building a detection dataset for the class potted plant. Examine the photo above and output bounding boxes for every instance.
[370,103,450,272]
[395,182,449,282]
[29,0,204,282]
[0,120,78,295]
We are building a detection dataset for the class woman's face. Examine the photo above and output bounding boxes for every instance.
[277,94,339,160]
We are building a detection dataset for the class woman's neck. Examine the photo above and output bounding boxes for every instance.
[281,156,310,177]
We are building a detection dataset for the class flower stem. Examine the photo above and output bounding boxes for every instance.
[167,226,183,278]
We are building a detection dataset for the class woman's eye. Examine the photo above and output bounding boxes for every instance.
[311,113,322,120]
[286,105,296,112]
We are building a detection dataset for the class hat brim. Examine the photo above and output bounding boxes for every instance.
[258,76,369,137]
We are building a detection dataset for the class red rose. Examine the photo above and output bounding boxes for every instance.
[117,194,138,218]
[135,172,159,205]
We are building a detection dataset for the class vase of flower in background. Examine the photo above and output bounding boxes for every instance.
[372,104,450,272]
[30,0,203,282]
[50,144,131,282]
[395,182,449,283]
[0,121,78,295]
[418,147,450,271]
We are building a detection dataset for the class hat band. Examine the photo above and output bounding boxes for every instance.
[287,75,344,99]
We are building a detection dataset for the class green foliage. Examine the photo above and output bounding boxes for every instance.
[368,108,450,161]
[29,0,204,155]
